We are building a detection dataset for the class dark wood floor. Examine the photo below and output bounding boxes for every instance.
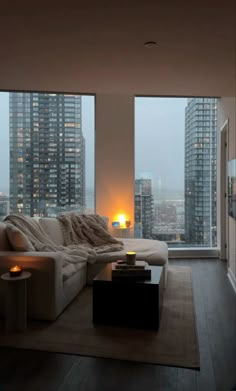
[0,259,235,391]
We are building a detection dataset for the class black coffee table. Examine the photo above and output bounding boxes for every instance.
[93,264,164,330]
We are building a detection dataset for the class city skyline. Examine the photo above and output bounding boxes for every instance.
[1,94,186,195]
[0,92,218,247]
[134,97,218,248]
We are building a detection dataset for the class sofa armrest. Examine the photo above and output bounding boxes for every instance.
[0,251,63,289]
[0,251,63,320]
[0,250,62,270]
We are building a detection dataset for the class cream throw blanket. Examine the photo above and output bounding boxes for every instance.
[57,212,123,253]
[4,214,123,276]
[4,214,96,270]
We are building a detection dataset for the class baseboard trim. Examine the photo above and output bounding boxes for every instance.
[168,248,220,258]
[227,268,236,294]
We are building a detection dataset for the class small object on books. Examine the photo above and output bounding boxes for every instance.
[116,260,126,264]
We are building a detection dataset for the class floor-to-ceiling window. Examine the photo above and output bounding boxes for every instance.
[0,91,95,220]
[135,97,218,248]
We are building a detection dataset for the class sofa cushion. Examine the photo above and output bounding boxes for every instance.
[95,238,168,265]
[5,224,35,252]
[62,261,87,281]
[39,218,64,246]
[0,222,12,250]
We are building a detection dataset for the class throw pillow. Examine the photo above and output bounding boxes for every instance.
[6,224,35,252]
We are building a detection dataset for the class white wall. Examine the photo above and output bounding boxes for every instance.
[95,94,134,234]
[218,97,236,291]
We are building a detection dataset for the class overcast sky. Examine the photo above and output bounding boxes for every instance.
[0,93,186,195]
[135,97,186,192]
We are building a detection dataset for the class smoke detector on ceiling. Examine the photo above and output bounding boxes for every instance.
[144,41,158,48]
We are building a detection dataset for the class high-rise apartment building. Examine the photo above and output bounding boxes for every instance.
[134,178,154,238]
[9,92,85,217]
[185,98,217,246]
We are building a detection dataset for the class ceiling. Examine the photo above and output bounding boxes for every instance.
[0,1,235,96]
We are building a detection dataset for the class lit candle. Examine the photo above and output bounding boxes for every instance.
[9,265,22,277]
[126,251,136,265]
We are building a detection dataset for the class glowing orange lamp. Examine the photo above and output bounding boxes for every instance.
[117,214,126,228]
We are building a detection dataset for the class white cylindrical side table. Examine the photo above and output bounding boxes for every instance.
[1,271,31,333]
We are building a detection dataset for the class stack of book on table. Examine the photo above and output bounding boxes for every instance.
[112,260,151,280]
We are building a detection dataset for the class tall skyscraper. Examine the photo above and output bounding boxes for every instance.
[9,92,85,217]
[185,98,217,246]
[134,178,154,238]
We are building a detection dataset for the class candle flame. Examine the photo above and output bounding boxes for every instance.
[10,265,21,272]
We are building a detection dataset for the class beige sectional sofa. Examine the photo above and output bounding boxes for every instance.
[0,217,168,321]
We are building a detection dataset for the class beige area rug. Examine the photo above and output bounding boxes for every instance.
[0,266,200,369]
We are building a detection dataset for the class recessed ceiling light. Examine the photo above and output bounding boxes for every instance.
[144,41,158,48]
